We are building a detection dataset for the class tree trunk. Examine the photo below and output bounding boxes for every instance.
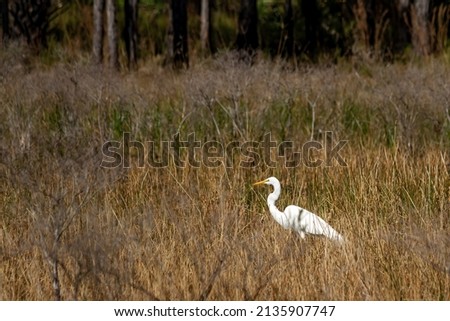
[93,0,105,65]
[200,0,213,55]
[170,0,188,68]
[392,0,411,54]
[124,0,138,69]
[1,0,9,44]
[106,0,119,69]
[302,0,320,59]
[411,0,430,56]
[393,0,430,56]
[236,0,258,54]
[365,0,376,48]
[281,0,294,58]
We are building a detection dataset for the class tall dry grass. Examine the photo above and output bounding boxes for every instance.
[0,51,449,300]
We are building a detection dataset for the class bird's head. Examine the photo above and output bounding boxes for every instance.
[253,176,280,187]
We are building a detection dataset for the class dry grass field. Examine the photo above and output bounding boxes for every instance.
[1,50,449,300]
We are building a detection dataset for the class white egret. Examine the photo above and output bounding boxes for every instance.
[253,177,344,243]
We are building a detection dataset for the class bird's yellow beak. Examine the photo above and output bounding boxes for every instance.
[253,179,268,186]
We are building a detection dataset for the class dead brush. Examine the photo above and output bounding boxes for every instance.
[0,56,449,300]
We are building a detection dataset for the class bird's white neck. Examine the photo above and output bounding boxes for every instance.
[267,192,279,207]
[267,182,288,228]
[266,179,280,206]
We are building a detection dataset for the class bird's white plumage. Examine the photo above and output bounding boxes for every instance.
[254,176,344,243]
